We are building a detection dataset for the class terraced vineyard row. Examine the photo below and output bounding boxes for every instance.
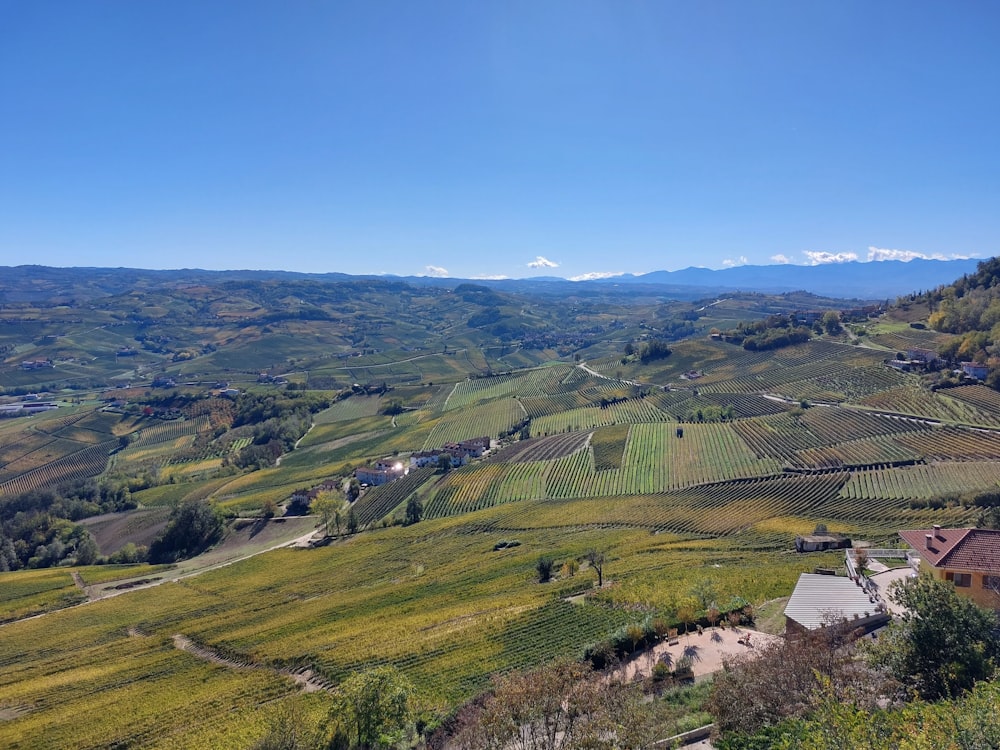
[794,365,908,402]
[476,473,848,540]
[860,385,999,425]
[424,398,526,448]
[490,431,591,464]
[444,368,564,410]
[30,409,92,435]
[519,391,592,419]
[0,435,65,482]
[896,426,1000,460]
[128,416,209,448]
[545,422,781,498]
[840,461,1000,500]
[423,461,550,518]
[800,407,930,442]
[531,398,670,437]
[787,436,920,469]
[946,385,1000,417]
[313,395,383,424]
[353,467,437,526]
[699,360,892,398]
[702,393,791,418]
[732,414,825,458]
[0,440,115,497]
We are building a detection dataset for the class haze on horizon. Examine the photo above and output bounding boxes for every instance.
[1,2,997,280]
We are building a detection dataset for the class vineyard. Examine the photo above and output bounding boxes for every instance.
[352,467,437,527]
[489,431,592,464]
[9,308,1000,749]
[313,395,383,424]
[840,461,1000,501]
[0,440,116,497]
[423,398,526,447]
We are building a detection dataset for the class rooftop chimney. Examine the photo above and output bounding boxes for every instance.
[933,524,942,539]
[926,534,933,550]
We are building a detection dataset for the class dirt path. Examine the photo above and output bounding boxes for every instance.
[0,523,320,629]
[171,633,333,693]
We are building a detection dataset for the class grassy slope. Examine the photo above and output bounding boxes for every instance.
[5,319,1000,747]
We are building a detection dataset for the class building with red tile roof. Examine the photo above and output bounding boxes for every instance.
[899,526,1000,609]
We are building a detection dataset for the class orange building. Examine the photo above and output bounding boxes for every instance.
[899,526,1000,609]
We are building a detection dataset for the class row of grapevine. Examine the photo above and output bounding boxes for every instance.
[702,393,791,418]
[444,368,557,411]
[859,385,995,424]
[353,467,437,526]
[840,461,1000,500]
[519,391,591,419]
[0,437,92,482]
[732,414,826,458]
[800,407,930,442]
[542,422,782,498]
[787,436,920,470]
[896,426,1000,460]
[423,461,551,518]
[490,432,591,464]
[0,440,115,497]
[128,417,209,448]
[945,385,1000,417]
[530,398,671,437]
[424,398,526,448]
[313,395,383,424]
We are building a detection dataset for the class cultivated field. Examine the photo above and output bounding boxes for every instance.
[3,334,998,748]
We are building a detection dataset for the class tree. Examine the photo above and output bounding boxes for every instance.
[437,453,453,473]
[822,311,843,335]
[148,499,223,564]
[867,574,1000,700]
[326,666,414,749]
[560,559,579,578]
[74,533,100,566]
[677,604,696,638]
[404,496,422,526]
[347,478,361,502]
[451,660,652,750]
[347,507,359,534]
[312,492,348,536]
[586,549,606,587]
[536,555,554,583]
[709,626,880,739]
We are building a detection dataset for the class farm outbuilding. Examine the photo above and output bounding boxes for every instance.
[795,534,851,553]
[784,573,889,636]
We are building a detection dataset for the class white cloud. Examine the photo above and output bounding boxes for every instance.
[803,251,859,265]
[423,265,449,277]
[471,274,510,280]
[722,256,749,268]
[865,246,970,262]
[568,271,625,281]
[527,256,559,269]
[770,254,793,264]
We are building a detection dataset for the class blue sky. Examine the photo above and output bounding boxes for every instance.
[1,2,998,279]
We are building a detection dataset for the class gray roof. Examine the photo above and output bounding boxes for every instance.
[784,573,878,630]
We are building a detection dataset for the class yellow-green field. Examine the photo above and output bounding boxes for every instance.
[2,336,999,748]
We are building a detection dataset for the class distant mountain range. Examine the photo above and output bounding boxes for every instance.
[0,257,985,302]
[407,258,983,300]
[590,258,983,299]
